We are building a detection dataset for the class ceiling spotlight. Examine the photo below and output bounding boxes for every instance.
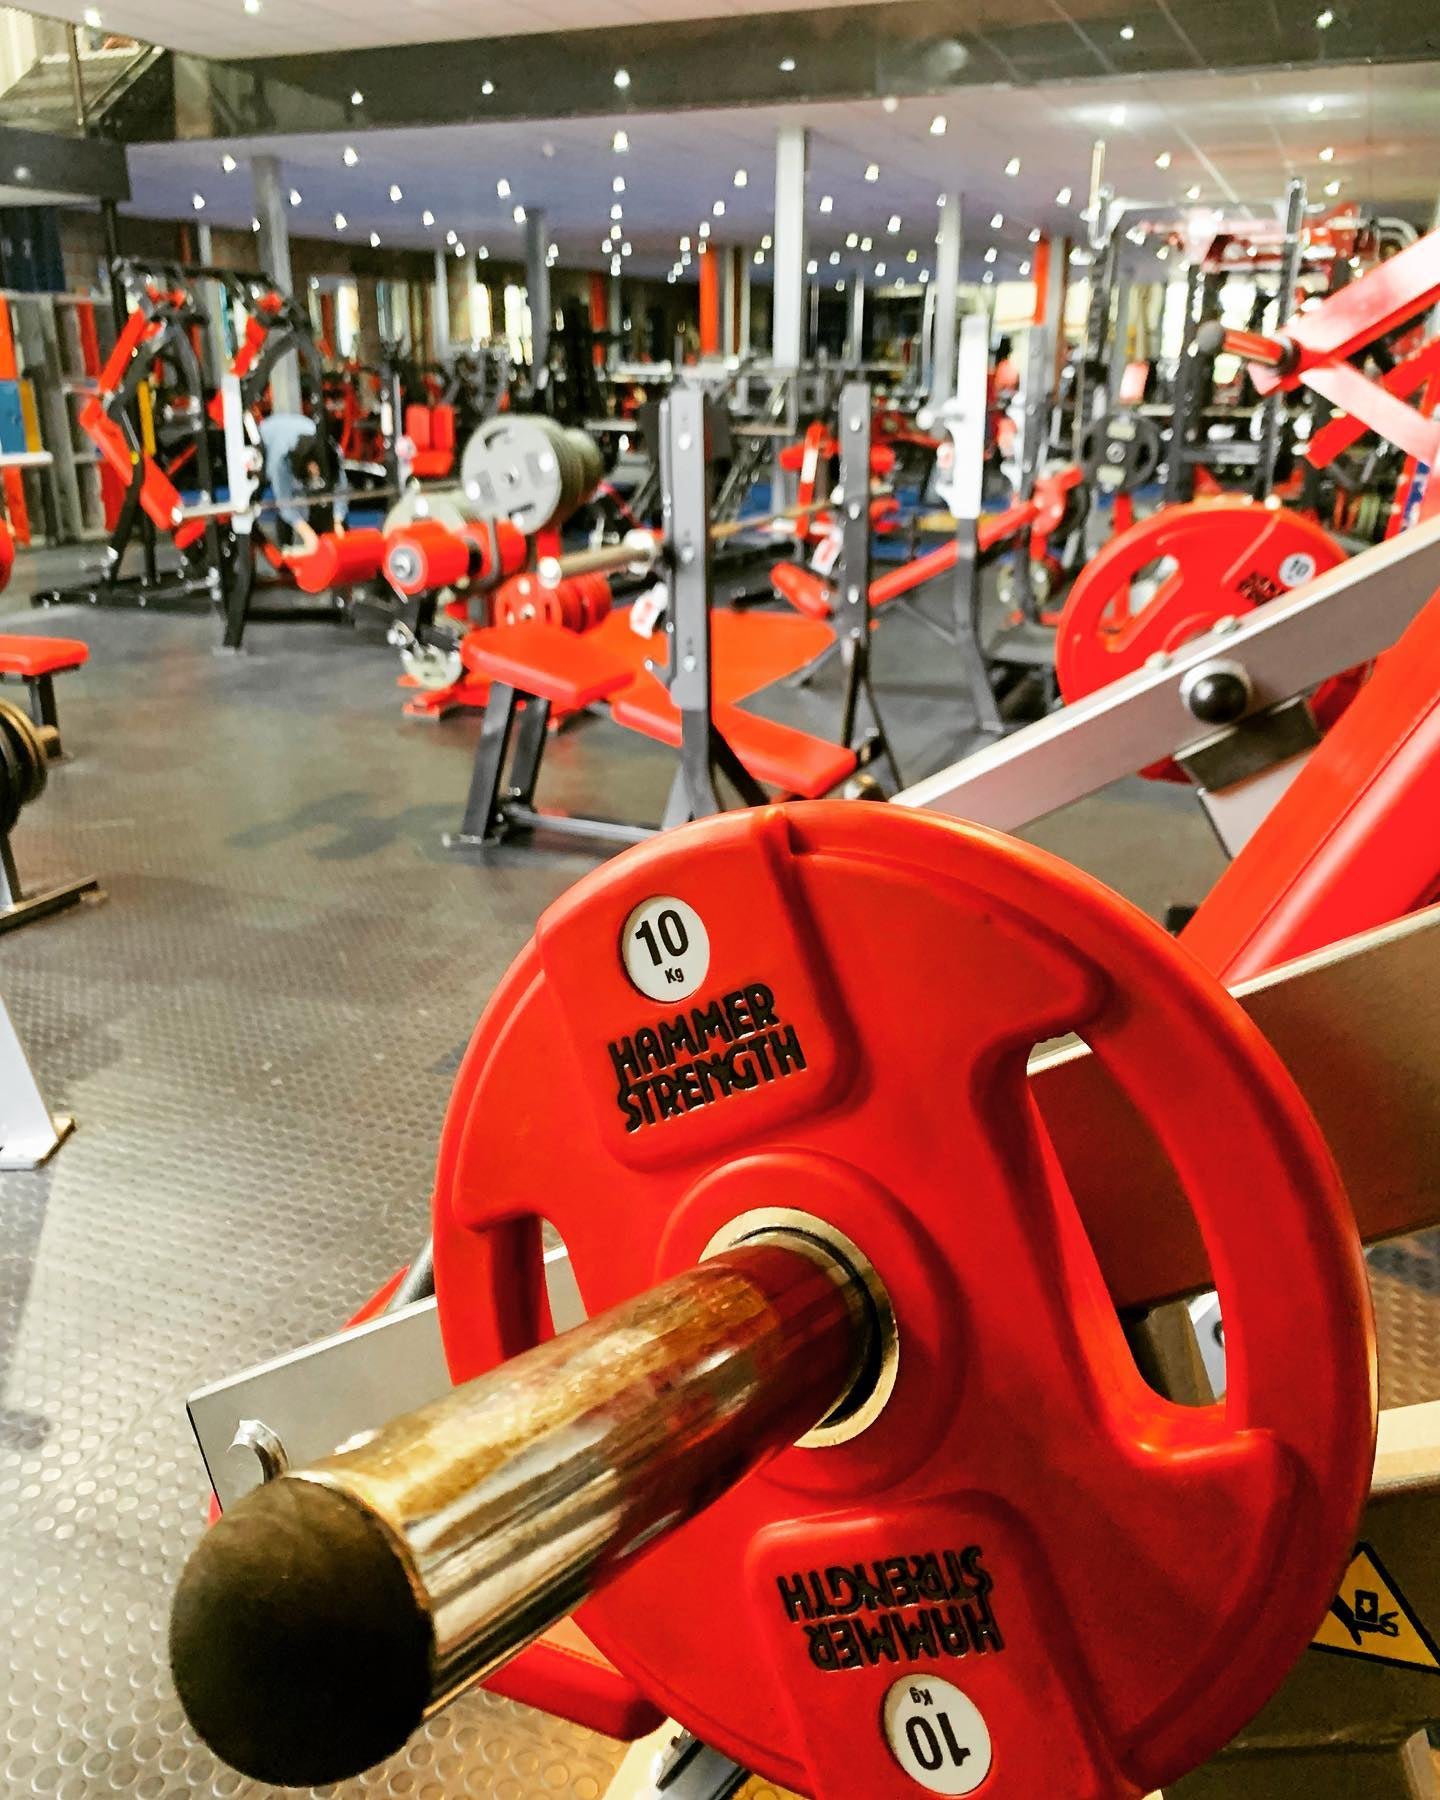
[761,233,773,249]
[887,214,901,233]
[846,232,859,248]
[936,193,947,206]
[334,211,348,230]
[497,178,511,198]
[1119,23,1135,38]
[547,242,558,259]
[613,176,626,193]
[477,246,488,259]
[990,211,1004,229]
[343,145,359,166]
[983,271,994,284]
[243,0,260,14]
[251,217,260,232]
[612,129,628,152]
[1308,96,1324,113]
[1028,227,1041,242]
[875,261,886,278]
[1110,105,1126,126]
[389,184,403,203]
[349,89,363,105]
[806,258,818,274]
[611,203,624,221]
[422,209,435,226]
[541,142,555,159]
[289,188,302,207]
[753,250,764,264]
[1004,156,1021,175]
[882,95,898,113]
[513,205,526,223]
[713,199,725,216]
[836,280,845,291]
[611,255,622,275]
[1319,145,1335,161]
[680,236,691,250]
[668,272,677,284]
[221,153,237,173]
[1019,259,1031,275]
[1315,6,1334,23]
[83,5,103,23]
[919,269,930,283]
[829,251,840,265]
[1155,151,1172,169]
[930,114,947,136]
[861,235,873,252]
[864,163,880,182]
[191,193,206,211]
[1156,246,1169,260]
[734,169,748,188]
[699,221,711,239]
[369,231,381,248]
[621,242,632,256]
[906,249,917,262]
[819,195,833,213]
[613,67,631,88]
[446,229,457,244]
[481,79,495,95]
[1325,178,1341,195]
[1056,186,1073,205]
[778,56,796,71]
[984,246,997,263]
[455,242,466,257]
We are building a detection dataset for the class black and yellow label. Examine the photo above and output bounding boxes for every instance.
[1312,1542,1440,1674]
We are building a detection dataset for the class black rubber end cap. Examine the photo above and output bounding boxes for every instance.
[169,1478,433,1789]
[1193,320,1228,360]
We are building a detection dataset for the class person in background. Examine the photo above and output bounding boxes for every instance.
[256,414,348,553]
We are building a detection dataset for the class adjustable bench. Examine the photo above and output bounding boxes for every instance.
[0,634,88,756]
[611,685,858,799]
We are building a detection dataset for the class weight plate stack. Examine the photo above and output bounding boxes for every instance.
[0,697,50,836]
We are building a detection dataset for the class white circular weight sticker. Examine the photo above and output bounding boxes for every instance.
[882,1677,993,1795]
[1278,551,1317,589]
[620,896,711,1002]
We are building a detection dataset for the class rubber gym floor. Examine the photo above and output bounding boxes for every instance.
[0,550,1434,1799]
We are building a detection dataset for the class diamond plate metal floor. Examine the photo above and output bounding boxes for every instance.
[0,583,1433,1798]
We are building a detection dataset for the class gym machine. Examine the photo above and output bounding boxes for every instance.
[168,797,1439,1798]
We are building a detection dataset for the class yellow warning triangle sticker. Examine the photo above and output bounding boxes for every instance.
[1312,1542,1440,1674]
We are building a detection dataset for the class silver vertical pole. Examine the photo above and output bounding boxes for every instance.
[721,247,737,357]
[771,125,808,371]
[193,221,228,389]
[738,253,753,355]
[252,154,300,414]
[525,209,550,387]
[608,274,623,367]
[432,249,451,359]
[848,273,867,366]
[932,192,963,401]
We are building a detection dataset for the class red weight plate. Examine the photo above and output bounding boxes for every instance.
[433,803,1374,1800]
[1055,500,1358,780]
[0,518,14,592]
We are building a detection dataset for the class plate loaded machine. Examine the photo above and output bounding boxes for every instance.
[168,789,1440,1800]
[445,384,897,850]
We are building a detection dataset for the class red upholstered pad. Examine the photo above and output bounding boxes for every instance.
[485,1619,663,1743]
[0,635,89,677]
[409,451,454,480]
[867,503,1041,609]
[461,620,635,710]
[611,685,858,796]
[771,561,834,619]
[578,605,838,705]
[1182,589,1440,984]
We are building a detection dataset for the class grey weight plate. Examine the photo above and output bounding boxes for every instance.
[460,414,568,534]
[381,485,474,535]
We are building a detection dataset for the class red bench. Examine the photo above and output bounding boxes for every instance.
[461,620,635,711]
[0,634,88,756]
[611,683,858,798]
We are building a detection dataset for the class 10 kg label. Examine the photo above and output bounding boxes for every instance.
[621,896,711,1002]
[881,1677,992,1794]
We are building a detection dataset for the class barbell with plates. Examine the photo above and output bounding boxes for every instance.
[0,696,56,837]
[169,803,1375,1799]
[460,413,604,536]
[1054,497,1366,781]
[1079,411,1164,497]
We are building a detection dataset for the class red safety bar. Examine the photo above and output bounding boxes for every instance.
[1182,585,1440,983]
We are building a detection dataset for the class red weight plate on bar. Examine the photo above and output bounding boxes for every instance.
[433,802,1374,1800]
[1055,500,1360,780]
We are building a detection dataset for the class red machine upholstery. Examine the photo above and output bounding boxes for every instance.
[405,404,458,480]
[771,562,833,619]
[462,620,635,710]
[611,684,858,797]
[1182,588,1440,983]
[0,635,88,677]
[285,529,386,595]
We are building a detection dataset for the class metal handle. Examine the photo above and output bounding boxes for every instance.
[169,1230,875,1788]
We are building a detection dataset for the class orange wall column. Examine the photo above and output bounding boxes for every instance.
[699,247,721,357]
